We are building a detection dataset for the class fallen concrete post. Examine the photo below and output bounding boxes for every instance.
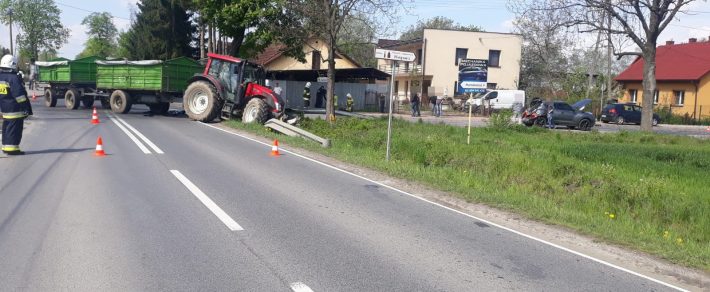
[265,119,331,148]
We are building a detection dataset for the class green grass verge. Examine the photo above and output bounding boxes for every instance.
[224,117,710,271]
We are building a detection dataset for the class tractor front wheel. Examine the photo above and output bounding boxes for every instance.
[183,81,221,122]
[242,98,270,124]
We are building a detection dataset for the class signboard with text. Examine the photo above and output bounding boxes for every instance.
[457,59,488,94]
[375,49,416,62]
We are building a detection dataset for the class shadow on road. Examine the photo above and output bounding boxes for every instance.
[26,148,94,155]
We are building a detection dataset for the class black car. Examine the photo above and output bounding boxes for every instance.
[523,99,596,131]
[601,103,660,126]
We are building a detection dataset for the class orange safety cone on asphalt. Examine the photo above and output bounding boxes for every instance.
[270,140,281,156]
[91,107,100,124]
[94,136,106,157]
[32,92,37,101]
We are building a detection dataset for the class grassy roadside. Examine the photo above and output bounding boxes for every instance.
[224,117,710,271]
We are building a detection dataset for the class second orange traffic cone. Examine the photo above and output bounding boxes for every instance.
[95,136,106,157]
[91,107,100,124]
[270,140,280,156]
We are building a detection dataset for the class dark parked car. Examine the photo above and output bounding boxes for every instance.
[601,103,660,126]
[523,99,596,131]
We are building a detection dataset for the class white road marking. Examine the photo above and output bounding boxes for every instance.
[170,170,244,231]
[108,115,151,154]
[289,282,314,292]
[110,113,165,154]
[201,122,688,292]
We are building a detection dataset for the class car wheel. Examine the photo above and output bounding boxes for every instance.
[578,119,593,131]
[652,117,659,126]
[616,116,625,125]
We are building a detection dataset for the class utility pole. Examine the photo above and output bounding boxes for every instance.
[8,7,13,56]
[606,11,613,103]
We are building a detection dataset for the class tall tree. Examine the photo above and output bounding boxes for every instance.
[120,0,196,60]
[337,13,377,67]
[0,0,70,59]
[77,12,119,58]
[537,0,697,130]
[193,0,284,57]
[283,0,404,123]
[398,16,482,41]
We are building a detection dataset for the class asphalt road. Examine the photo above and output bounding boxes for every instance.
[0,97,686,291]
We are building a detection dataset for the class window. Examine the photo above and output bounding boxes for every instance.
[454,81,458,94]
[312,51,321,70]
[554,103,574,111]
[417,49,423,65]
[488,50,501,67]
[394,81,399,93]
[487,83,497,89]
[623,105,634,111]
[653,90,659,104]
[629,89,638,103]
[405,81,409,94]
[455,48,468,66]
[404,62,410,72]
[673,90,685,105]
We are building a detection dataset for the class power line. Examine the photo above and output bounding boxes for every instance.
[56,1,131,21]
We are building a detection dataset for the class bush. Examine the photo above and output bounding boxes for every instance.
[488,109,514,129]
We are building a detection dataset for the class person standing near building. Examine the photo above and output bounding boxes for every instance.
[302,82,311,109]
[435,94,443,117]
[316,86,326,108]
[547,102,555,129]
[273,82,283,96]
[0,55,33,155]
[346,93,354,112]
[379,93,386,113]
[410,92,420,117]
[333,93,339,110]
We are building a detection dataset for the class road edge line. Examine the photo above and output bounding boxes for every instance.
[200,122,689,292]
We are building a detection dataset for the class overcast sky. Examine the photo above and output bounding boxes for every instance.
[1,0,709,59]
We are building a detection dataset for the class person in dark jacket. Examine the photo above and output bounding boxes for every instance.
[410,92,420,117]
[315,86,326,108]
[0,55,33,155]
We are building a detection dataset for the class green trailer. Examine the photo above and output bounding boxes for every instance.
[36,56,103,109]
[96,57,203,114]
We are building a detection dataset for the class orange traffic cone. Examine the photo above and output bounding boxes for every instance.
[706,126,710,132]
[32,92,37,101]
[270,140,280,156]
[91,107,100,124]
[94,136,106,157]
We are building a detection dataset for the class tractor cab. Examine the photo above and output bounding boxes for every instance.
[183,53,285,123]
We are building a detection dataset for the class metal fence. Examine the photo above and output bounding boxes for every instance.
[271,80,389,111]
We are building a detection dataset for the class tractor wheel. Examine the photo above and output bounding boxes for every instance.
[110,90,133,114]
[149,102,170,115]
[65,89,81,110]
[100,98,111,110]
[82,97,95,109]
[242,98,270,124]
[183,81,222,122]
[44,89,57,107]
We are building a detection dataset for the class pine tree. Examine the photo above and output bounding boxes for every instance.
[120,0,196,60]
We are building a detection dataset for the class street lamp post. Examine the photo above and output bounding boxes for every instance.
[7,7,13,56]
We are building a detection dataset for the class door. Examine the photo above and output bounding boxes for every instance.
[631,105,643,123]
[553,102,575,125]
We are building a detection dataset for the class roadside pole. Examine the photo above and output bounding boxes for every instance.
[386,60,396,161]
[467,93,473,145]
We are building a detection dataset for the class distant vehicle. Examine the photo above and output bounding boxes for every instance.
[466,90,525,111]
[458,66,487,81]
[601,103,660,126]
[523,99,596,131]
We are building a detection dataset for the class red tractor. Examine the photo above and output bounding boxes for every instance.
[183,53,285,123]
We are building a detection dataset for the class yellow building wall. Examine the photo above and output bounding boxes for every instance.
[265,39,359,71]
[619,76,710,118]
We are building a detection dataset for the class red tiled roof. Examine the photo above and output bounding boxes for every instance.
[615,41,710,82]
[252,44,287,66]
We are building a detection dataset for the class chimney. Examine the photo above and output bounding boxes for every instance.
[689,38,697,43]
[666,40,675,45]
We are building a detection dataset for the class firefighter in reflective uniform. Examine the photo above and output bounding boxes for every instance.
[0,55,33,155]
[346,93,354,112]
[302,82,311,108]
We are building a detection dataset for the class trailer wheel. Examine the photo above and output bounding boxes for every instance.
[110,90,133,114]
[148,102,170,115]
[82,97,95,109]
[242,98,270,124]
[183,81,221,122]
[44,89,57,107]
[65,89,81,110]
[100,98,111,110]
